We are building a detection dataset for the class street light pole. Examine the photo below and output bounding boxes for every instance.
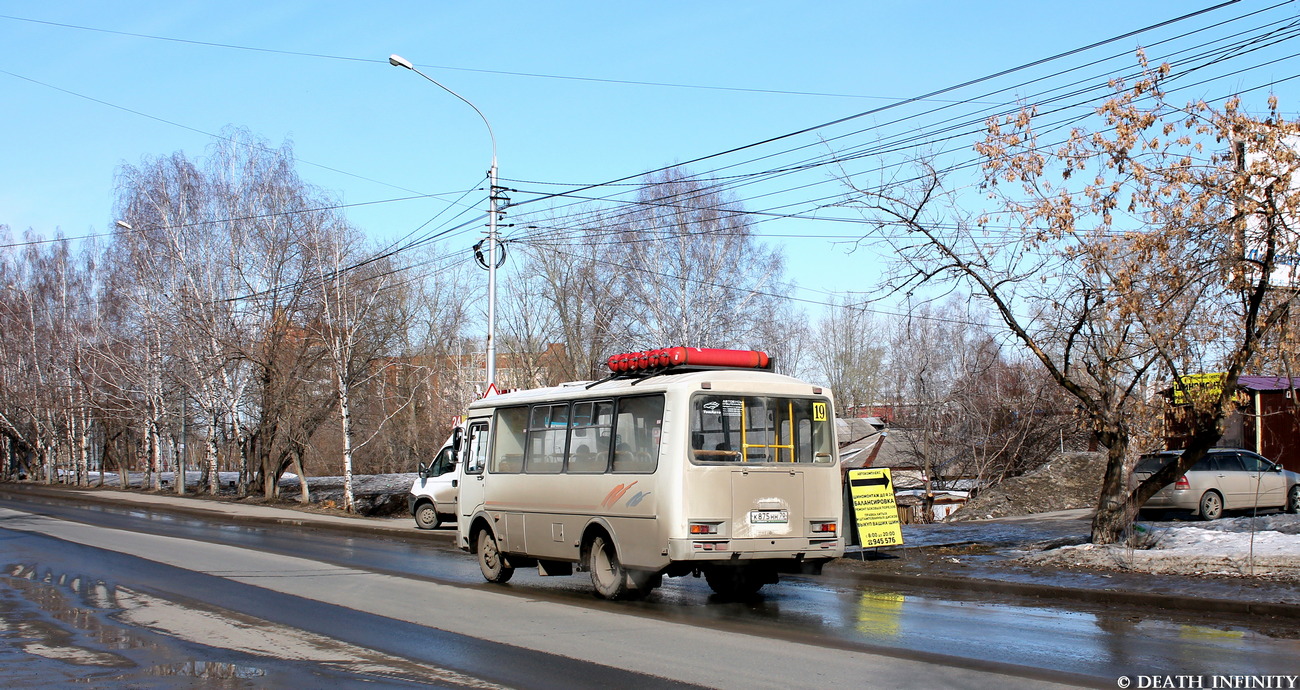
[389,54,501,391]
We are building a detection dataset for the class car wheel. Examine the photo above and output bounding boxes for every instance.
[589,534,637,600]
[477,528,514,583]
[1287,485,1300,514]
[1199,490,1224,521]
[413,502,440,530]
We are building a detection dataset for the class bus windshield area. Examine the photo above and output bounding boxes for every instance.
[690,394,833,464]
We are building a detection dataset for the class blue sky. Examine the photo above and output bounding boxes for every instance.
[4,1,1299,318]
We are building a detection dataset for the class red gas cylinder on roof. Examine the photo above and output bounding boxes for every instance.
[606,347,771,373]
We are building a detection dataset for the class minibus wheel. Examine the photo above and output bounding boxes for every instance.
[589,534,634,600]
[414,502,440,530]
[477,528,514,583]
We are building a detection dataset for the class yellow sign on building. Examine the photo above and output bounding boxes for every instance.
[1173,372,1226,405]
[847,468,903,548]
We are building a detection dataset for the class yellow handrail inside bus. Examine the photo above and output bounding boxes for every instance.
[739,398,795,462]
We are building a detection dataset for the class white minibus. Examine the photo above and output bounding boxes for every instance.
[408,428,462,530]
[455,347,844,599]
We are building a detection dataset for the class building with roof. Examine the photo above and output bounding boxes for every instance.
[1165,375,1300,472]
[836,417,977,523]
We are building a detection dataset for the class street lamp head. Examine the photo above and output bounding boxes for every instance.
[115,220,133,230]
[389,54,414,70]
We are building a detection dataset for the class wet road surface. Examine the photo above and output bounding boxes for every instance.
[2,490,1298,687]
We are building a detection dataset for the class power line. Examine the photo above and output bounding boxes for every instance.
[9,0,1293,318]
[506,17,1300,249]
[0,68,445,199]
[0,187,481,249]
[500,0,1249,218]
[0,13,1007,103]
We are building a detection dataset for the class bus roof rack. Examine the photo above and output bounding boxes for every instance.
[605,347,773,377]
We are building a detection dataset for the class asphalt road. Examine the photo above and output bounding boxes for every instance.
[2,489,1298,688]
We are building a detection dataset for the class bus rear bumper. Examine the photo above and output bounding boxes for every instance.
[667,537,843,562]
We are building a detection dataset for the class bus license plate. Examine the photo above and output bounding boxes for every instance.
[750,510,788,524]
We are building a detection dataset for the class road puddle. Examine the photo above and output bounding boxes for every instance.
[2,562,502,688]
[142,661,267,680]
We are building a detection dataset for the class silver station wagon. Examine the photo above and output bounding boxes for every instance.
[1133,449,1300,520]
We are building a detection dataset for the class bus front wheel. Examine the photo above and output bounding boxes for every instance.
[589,534,638,600]
[477,528,514,584]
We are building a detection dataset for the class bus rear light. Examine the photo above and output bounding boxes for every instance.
[689,523,719,535]
[1175,475,1190,490]
[810,521,837,534]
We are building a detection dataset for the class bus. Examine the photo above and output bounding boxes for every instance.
[455,347,844,599]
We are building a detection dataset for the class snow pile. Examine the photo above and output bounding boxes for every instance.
[1189,513,1300,536]
[1020,514,1300,580]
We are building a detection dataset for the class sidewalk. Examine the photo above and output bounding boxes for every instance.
[1,482,431,540]
[5,482,1300,620]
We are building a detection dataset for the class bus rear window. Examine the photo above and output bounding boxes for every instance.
[690,394,833,464]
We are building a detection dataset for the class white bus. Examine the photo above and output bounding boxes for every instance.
[455,347,843,599]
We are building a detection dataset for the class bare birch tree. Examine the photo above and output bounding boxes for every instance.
[611,169,790,350]
[307,224,409,512]
[810,297,886,412]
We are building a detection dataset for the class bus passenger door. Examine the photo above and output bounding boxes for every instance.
[459,421,490,524]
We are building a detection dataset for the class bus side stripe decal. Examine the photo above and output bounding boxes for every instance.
[601,481,637,509]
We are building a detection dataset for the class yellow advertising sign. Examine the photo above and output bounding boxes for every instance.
[1173,372,1225,405]
[848,468,903,548]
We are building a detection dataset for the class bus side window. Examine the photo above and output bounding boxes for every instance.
[569,400,613,473]
[491,407,528,473]
[525,404,567,474]
[612,395,664,473]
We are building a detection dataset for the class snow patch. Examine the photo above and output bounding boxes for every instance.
[1021,514,1300,580]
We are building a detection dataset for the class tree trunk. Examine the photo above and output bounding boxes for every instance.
[339,381,356,514]
[206,414,220,495]
[291,449,310,504]
[147,416,162,491]
[41,442,55,484]
[233,414,248,497]
[1089,438,1134,545]
[77,407,90,487]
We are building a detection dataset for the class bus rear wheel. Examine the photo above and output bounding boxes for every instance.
[704,566,769,599]
[477,528,514,583]
[589,534,640,600]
